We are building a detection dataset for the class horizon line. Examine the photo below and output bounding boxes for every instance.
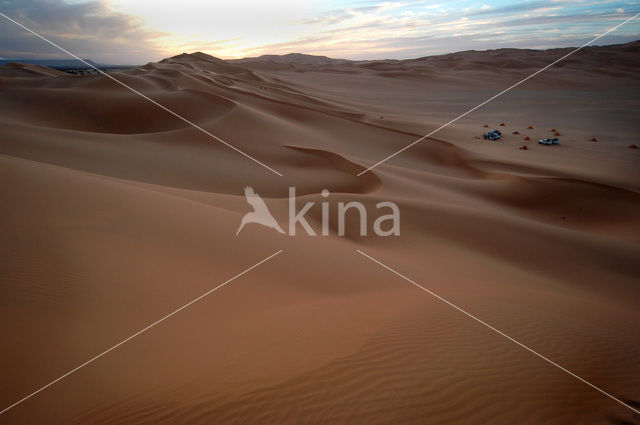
[2,38,638,67]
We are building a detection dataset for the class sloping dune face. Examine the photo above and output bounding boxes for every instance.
[1,45,639,425]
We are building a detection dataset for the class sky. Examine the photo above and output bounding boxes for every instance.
[0,0,638,64]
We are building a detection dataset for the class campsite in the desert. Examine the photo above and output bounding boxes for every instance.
[1,1,639,424]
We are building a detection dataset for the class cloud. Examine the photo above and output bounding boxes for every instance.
[0,0,638,62]
[0,0,165,63]
[235,0,640,60]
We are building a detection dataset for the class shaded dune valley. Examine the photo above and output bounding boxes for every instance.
[1,42,640,425]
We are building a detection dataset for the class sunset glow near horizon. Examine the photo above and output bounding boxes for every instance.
[0,0,638,64]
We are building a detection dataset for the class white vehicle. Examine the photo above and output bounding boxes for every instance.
[538,137,559,145]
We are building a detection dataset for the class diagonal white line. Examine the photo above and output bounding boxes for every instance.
[0,12,283,177]
[356,249,640,415]
[357,12,640,176]
[0,249,284,416]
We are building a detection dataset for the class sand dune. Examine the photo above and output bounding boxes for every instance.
[0,43,639,424]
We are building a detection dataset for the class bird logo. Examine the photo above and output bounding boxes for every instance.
[236,186,285,235]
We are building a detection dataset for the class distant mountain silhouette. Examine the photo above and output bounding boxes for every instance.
[232,53,351,65]
[227,41,639,73]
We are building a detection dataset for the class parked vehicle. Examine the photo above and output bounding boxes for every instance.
[538,138,559,145]
[483,130,502,140]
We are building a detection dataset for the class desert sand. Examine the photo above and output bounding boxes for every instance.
[0,42,639,424]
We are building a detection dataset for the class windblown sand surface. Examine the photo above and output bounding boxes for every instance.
[1,42,639,424]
